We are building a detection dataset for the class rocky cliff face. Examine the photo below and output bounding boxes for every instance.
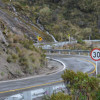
[0,0,53,42]
[0,19,47,80]
[0,1,49,81]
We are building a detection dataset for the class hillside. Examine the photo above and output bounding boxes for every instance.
[0,0,100,80]
[2,0,100,42]
[0,0,55,80]
[0,17,47,80]
[0,0,54,42]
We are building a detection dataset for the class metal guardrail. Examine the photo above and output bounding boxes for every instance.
[5,83,66,100]
[34,41,77,49]
[45,49,90,52]
[84,40,100,42]
[44,49,91,56]
[34,41,77,45]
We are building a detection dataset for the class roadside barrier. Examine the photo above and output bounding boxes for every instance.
[45,49,90,56]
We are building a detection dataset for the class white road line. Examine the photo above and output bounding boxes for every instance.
[0,58,66,83]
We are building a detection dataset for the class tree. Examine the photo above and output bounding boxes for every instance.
[62,69,100,100]
[43,92,72,100]
[43,70,100,100]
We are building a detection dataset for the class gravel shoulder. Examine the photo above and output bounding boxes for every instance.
[39,59,63,75]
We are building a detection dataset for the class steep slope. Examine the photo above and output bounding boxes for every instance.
[5,0,99,41]
[0,0,54,42]
[0,18,48,80]
[38,0,100,41]
[0,0,56,81]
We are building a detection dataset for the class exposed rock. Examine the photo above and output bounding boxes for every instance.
[0,30,8,46]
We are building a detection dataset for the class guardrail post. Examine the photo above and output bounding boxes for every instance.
[8,97,19,100]
[23,91,32,100]
[8,97,13,100]
[79,52,80,55]
[44,86,53,96]
[59,51,61,54]
[88,53,90,56]
[69,52,70,55]
[49,86,53,96]
[49,51,51,54]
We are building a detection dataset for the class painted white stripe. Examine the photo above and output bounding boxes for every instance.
[0,58,66,83]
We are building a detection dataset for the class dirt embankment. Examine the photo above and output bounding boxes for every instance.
[0,53,63,81]
[0,2,63,81]
[0,28,62,81]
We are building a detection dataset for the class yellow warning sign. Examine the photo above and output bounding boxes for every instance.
[68,34,70,37]
[37,36,42,41]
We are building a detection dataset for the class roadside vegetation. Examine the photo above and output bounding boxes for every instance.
[2,0,100,42]
[1,0,53,42]
[57,42,93,50]
[43,70,100,100]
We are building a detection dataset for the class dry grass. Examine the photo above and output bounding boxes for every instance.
[0,19,46,75]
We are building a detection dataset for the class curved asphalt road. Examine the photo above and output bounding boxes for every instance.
[0,55,96,99]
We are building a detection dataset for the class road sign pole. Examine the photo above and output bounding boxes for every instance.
[69,36,70,43]
[96,61,98,76]
[68,34,70,43]
[90,48,100,76]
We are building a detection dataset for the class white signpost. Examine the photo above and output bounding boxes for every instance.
[90,48,100,76]
[68,34,70,43]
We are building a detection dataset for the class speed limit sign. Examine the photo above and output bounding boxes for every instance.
[90,48,100,76]
[90,48,100,61]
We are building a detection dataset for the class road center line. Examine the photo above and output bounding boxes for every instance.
[82,59,96,75]
[0,80,63,94]
[0,59,96,94]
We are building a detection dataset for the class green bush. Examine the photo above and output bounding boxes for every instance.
[16,47,20,53]
[19,57,28,66]
[43,92,72,100]
[31,58,35,63]
[96,89,100,100]
[77,39,85,44]
[11,53,18,60]
[97,74,100,78]
[2,0,10,3]
[1,72,4,76]
[62,69,100,100]
[16,70,21,75]
[7,56,12,63]
[51,92,72,100]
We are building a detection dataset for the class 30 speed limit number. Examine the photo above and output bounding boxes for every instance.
[90,48,100,61]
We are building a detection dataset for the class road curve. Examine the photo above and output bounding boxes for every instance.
[0,55,96,99]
